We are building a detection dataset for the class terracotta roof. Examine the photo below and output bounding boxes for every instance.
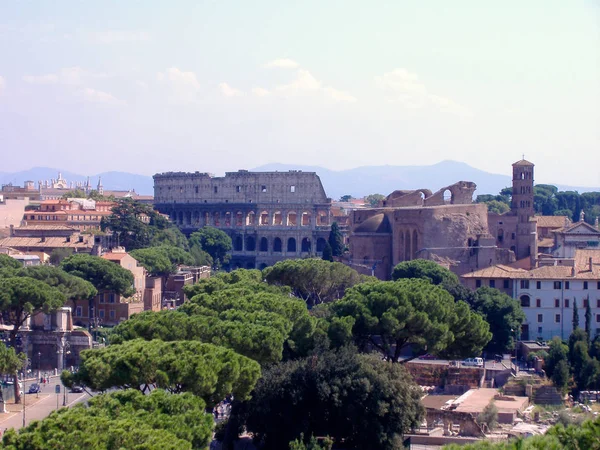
[537,238,554,248]
[17,225,76,231]
[102,252,128,260]
[535,216,569,228]
[462,265,526,278]
[0,236,93,249]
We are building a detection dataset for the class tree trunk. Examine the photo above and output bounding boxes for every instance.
[222,400,243,450]
[9,331,21,404]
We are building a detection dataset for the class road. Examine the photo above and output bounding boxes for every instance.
[0,377,90,431]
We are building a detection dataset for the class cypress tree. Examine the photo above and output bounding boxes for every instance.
[585,299,592,347]
[572,299,579,331]
[328,222,344,257]
[322,242,334,262]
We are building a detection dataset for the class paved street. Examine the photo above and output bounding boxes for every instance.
[0,377,90,431]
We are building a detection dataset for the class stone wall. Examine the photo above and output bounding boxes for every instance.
[153,170,332,269]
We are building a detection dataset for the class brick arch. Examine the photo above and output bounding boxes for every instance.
[273,237,282,252]
[259,237,268,252]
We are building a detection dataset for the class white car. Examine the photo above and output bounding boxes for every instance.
[462,357,484,367]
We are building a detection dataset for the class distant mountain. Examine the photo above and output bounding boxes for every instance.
[0,167,154,195]
[1,163,598,201]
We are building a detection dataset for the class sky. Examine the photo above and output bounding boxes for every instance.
[0,0,599,187]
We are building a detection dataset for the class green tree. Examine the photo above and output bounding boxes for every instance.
[65,339,261,407]
[391,259,460,287]
[1,389,213,450]
[572,299,579,330]
[485,200,510,214]
[328,222,344,257]
[263,259,364,306]
[585,300,592,347]
[339,194,353,202]
[60,254,135,297]
[0,277,65,403]
[18,265,97,312]
[364,194,385,207]
[245,348,424,450]
[61,189,87,199]
[0,254,21,276]
[568,328,588,366]
[48,248,74,265]
[477,401,499,431]
[544,337,569,380]
[289,435,333,450]
[321,242,333,262]
[470,287,525,354]
[552,359,570,393]
[581,358,600,390]
[571,340,591,391]
[188,227,232,269]
[130,245,194,277]
[0,343,26,411]
[328,279,491,362]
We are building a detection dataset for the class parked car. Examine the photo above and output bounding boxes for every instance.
[462,357,484,367]
[70,386,84,393]
[28,383,41,394]
[418,353,436,360]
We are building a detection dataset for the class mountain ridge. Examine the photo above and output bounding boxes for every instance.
[1,163,598,200]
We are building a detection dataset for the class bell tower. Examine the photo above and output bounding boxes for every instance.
[511,158,536,261]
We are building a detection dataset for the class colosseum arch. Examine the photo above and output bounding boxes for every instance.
[287,237,297,252]
[404,230,411,261]
[301,211,311,226]
[398,231,405,262]
[224,212,232,227]
[317,211,329,226]
[235,211,244,226]
[301,237,311,253]
[247,211,256,226]
[213,212,221,226]
[273,211,283,226]
[316,237,327,252]
[178,211,184,225]
[193,211,200,225]
[273,237,283,252]
[259,237,268,252]
[234,235,243,252]
[259,211,269,226]
[246,236,256,252]
[202,212,210,226]
[287,211,297,226]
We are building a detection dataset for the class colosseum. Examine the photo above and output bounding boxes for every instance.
[153,170,332,269]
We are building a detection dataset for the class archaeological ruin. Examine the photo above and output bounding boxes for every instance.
[153,170,332,269]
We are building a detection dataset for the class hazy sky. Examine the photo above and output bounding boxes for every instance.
[1,1,598,186]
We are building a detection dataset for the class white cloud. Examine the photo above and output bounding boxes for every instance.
[251,87,270,97]
[88,30,150,44]
[218,82,242,97]
[22,67,104,86]
[80,87,123,105]
[375,68,471,117]
[0,76,5,94]
[274,69,356,103]
[264,58,300,69]
[157,67,200,103]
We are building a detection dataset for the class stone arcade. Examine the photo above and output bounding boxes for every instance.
[153,170,332,269]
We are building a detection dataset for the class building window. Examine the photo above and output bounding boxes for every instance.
[536,298,541,307]
[98,310,105,319]
[537,314,543,323]
[597,314,600,323]
[520,280,529,289]
[536,281,541,289]
[476,280,481,288]
[554,299,560,308]
[99,295,105,304]
[584,281,588,290]
[195,186,199,194]
[583,299,589,308]
[109,293,115,304]
[109,310,116,319]
[554,281,562,290]
[236,186,241,193]
[565,299,570,308]
[214,186,218,194]
[538,327,543,335]
[503,280,510,289]
[520,295,531,308]
[597,281,600,290]
[290,185,295,193]
[565,281,570,290]
[555,314,561,323]
[261,185,267,192]
[75,306,82,317]
[489,280,495,288]
[597,299,600,308]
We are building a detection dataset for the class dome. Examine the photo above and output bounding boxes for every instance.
[354,214,392,233]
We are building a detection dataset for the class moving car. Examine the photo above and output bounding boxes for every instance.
[70,386,84,393]
[462,357,484,367]
[28,383,41,394]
